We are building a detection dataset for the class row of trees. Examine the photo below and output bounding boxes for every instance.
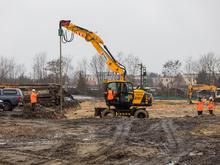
[185,53,220,86]
[0,53,74,85]
[32,53,74,84]
[0,56,27,83]
[0,52,219,95]
[145,53,220,96]
[0,52,141,92]
[159,53,220,88]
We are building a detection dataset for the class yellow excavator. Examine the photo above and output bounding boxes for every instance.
[59,20,152,118]
[188,84,220,103]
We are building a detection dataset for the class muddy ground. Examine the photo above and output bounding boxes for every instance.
[0,100,219,165]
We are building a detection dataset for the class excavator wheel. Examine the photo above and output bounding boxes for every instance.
[101,109,116,118]
[134,110,149,118]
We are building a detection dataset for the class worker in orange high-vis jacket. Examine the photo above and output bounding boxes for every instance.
[30,89,38,112]
[106,87,114,109]
[207,97,215,115]
[195,97,204,115]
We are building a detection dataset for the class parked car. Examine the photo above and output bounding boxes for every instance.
[0,88,23,111]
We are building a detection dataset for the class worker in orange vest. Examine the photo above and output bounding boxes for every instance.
[207,97,214,115]
[106,88,114,109]
[195,97,204,115]
[30,89,38,112]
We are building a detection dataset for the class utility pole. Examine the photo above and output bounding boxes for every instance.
[143,66,147,88]
[138,63,147,89]
[138,63,143,88]
[58,23,63,113]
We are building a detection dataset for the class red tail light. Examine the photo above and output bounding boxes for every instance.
[18,96,21,102]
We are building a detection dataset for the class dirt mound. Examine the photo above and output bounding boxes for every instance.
[11,107,66,119]
[17,111,65,119]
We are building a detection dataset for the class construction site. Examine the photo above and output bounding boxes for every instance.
[1,1,220,164]
[0,100,219,164]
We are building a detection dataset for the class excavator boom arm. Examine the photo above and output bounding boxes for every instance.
[188,84,217,103]
[59,20,126,80]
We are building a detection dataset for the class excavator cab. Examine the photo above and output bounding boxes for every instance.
[105,81,134,109]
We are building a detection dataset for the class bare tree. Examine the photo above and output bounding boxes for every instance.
[203,53,218,85]
[89,52,142,88]
[32,53,47,81]
[76,71,87,94]
[11,64,28,83]
[0,56,15,82]
[77,58,88,78]
[62,55,74,86]
[162,60,182,93]
[184,56,200,84]
[196,53,219,85]
[120,53,141,83]
[45,59,60,83]
[217,57,220,73]
[115,52,143,86]
[162,60,182,77]
[15,64,26,78]
[70,58,88,92]
[45,56,73,84]
[89,54,107,89]
[184,56,193,74]
[196,70,209,84]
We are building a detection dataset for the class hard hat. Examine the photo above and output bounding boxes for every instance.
[32,89,36,92]
[209,97,213,100]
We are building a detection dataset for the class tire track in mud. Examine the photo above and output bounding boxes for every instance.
[83,119,134,164]
[152,118,191,164]
[0,118,76,165]
[1,116,219,164]
[0,149,69,164]
[161,119,178,153]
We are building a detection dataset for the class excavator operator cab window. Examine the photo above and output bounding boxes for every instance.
[106,82,120,94]
[104,82,134,109]
[122,83,127,93]
[106,82,133,94]
[106,82,133,106]
[121,82,133,103]
[124,83,133,93]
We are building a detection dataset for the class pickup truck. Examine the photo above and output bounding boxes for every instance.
[0,88,23,111]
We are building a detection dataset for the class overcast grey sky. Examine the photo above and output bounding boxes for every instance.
[0,0,220,73]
